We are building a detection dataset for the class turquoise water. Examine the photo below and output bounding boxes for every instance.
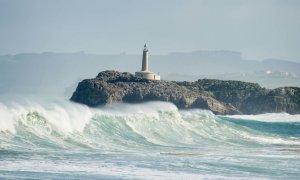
[0,101,299,179]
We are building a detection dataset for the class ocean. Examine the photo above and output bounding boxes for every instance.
[0,100,299,179]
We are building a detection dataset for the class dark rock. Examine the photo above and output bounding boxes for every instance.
[70,71,300,115]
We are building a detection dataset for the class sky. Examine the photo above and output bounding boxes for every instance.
[0,0,300,61]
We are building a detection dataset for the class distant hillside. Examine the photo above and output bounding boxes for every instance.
[0,51,299,97]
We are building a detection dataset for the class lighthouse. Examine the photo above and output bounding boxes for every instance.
[141,44,148,71]
[135,44,161,80]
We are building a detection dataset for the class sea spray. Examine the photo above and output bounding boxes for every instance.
[0,100,300,179]
[0,103,16,133]
[1,100,299,149]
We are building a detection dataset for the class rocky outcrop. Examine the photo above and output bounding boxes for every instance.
[70,70,300,115]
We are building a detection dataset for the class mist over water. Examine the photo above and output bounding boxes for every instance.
[0,51,300,99]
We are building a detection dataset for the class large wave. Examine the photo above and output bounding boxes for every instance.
[0,101,300,152]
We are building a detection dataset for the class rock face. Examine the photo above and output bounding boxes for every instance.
[70,70,300,115]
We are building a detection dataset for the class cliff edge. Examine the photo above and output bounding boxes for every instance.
[70,70,300,115]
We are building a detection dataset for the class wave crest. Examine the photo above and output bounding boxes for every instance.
[0,101,299,151]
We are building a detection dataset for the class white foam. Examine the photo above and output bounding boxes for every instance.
[0,159,242,180]
[0,103,16,133]
[103,101,178,117]
[1,100,299,149]
[0,101,94,134]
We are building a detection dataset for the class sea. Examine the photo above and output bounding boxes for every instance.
[0,99,299,179]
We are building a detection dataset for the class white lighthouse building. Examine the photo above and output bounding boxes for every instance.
[135,44,161,80]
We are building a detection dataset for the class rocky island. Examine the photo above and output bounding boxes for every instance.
[70,70,300,115]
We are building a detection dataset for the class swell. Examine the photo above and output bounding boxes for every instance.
[0,101,299,151]
[219,116,300,137]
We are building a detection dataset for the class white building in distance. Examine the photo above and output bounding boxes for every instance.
[135,44,161,80]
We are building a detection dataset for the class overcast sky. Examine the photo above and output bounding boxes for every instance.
[0,0,299,61]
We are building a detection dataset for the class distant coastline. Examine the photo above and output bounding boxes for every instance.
[1,51,300,98]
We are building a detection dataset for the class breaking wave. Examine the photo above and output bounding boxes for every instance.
[1,101,300,152]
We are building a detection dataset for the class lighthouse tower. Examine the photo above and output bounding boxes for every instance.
[141,44,149,71]
[135,44,160,80]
